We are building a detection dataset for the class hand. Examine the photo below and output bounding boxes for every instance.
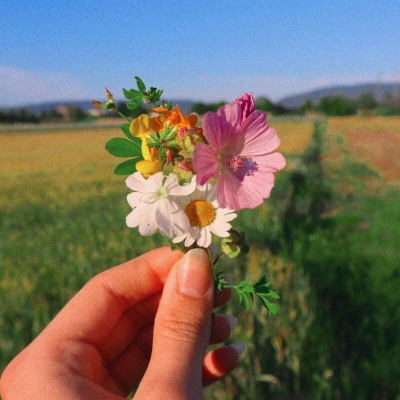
[0,247,243,399]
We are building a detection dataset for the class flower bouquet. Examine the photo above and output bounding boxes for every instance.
[93,77,286,313]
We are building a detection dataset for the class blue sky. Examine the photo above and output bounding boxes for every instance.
[1,0,400,107]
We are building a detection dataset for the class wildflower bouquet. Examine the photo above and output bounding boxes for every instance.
[93,77,286,313]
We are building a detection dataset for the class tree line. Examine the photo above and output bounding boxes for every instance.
[1,92,400,123]
[192,91,400,117]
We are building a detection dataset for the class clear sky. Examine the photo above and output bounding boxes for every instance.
[1,0,400,107]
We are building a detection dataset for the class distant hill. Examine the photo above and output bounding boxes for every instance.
[278,82,400,109]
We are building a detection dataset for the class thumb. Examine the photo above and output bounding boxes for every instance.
[136,248,214,399]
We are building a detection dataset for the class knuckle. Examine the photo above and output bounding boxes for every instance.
[159,308,210,344]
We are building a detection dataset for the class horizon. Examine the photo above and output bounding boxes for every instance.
[3,80,399,111]
[1,1,400,108]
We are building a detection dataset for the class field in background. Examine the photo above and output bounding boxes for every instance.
[1,116,399,399]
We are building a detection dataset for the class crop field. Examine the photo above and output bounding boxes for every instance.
[1,116,399,399]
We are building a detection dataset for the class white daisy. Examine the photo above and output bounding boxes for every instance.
[125,172,195,238]
[173,181,237,248]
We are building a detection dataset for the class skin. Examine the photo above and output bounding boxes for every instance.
[0,247,241,399]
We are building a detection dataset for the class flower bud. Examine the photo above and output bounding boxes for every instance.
[176,127,206,153]
[221,230,250,258]
[173,158,195,184]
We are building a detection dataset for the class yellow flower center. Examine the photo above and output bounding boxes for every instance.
[185,200,216,227]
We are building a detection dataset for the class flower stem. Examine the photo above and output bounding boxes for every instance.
[116,110,131,123]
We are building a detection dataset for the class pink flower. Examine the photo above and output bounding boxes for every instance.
[192,94,286,210]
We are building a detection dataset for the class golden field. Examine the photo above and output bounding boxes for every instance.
[1,116,399,189]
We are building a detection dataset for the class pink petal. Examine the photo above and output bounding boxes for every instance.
[216,102,243,132]
[248,168,276,198]
[202,102,242,150]
[256,152,287,172]
[215,170,239,208]
[217,170,264,210]
[239,113,282,156]
[193,143,219,185]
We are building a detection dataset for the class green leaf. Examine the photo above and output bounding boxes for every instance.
[114,159,138,175]
[242,292,252,310]
[123,88,142,100]
[254,275,268,287]
[120,123,141,144]
[214,271,228,294]
[169,240,186,254]
[259,297,278,315]
[265,290,280,300]
[105,138,142,158]
[135,76,146,92]
[127,96,143,110]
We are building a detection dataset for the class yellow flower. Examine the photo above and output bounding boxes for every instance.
[129,114,152,161]
[130,114,162,178]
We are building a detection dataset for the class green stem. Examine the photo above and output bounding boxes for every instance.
[206,247,217,280]
[116,110,131,123]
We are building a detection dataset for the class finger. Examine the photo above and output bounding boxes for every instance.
[202,342,245,387]
[107,313,238,392]
[135,248,214,399]
[44,247,182,345]
[99,287,233,364]
[210,314,237,345]
[213,286,231,308]
[107,323,155,393]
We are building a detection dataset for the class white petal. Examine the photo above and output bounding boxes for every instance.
[140,192,157,204]
[146,172,165,191]
[127,192,142,208]
[171,209,190,236]
[184,233,196,247]
[138,204,158,236]
[126,205,145,228]
[167,173,196,196]
[154,199,175,237]
[197,227,211,248]
[210,221,232,236]
[125,172,148,192]
[172,234,186,243]
[216,208,237,221]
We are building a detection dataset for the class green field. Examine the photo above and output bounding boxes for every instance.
[1,117,399,399]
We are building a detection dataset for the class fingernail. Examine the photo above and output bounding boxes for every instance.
[229,342,245,357]
[177,248,212,298]
[223,314,238,331]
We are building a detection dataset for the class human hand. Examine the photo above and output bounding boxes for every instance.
[0,247,243,399]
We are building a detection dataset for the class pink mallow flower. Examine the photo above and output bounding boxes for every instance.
[193,94,286,210]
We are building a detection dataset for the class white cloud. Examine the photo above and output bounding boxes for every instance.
[0,65,90,107]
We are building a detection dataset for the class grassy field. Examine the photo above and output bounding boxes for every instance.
[1,116,399,399]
